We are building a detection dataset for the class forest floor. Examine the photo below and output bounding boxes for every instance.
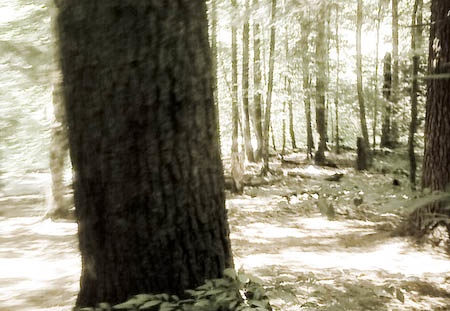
[1,150,450,310]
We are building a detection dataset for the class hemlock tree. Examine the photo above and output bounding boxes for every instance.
[405,0,450,237]
[422,0,450,192]
[57,1,234,308]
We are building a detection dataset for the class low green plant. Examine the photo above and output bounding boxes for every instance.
[80,269,272,311]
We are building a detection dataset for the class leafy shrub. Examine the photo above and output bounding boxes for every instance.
[80,269,272,311]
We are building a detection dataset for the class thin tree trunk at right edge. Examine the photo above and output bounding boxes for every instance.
[261,0,277,175]
[242,0,255,162]
[356,0,370,167]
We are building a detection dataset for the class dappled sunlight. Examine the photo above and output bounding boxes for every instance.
[0,198,79,310]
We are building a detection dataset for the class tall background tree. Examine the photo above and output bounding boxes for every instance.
[262,0,277,174]
[356,0,370,169]
[57,1,233,307]
[314,1,329,165]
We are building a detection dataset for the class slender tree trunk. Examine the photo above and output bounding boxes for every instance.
[242,0,255,162]
[373,0,383,150]
[252,0,263,161]
[231,0,244,193]
[210,0,221,138]
[262,0,277,175]
[380,52,392,147]
[301,17,314,159]
[391,0,400,145]
[314,2,328,166]
[49,3,70,219]
[58,1,233,307]
[409,0,423,190]
[288,79,296,149]
[334,5,340,154]
[356,0,370,163]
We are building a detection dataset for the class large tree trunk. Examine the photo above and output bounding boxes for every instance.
[301,17,314,159]
[314,2,328,166]
[57,1,233,307]
[356,0,370,167]
[252,0,263,162]
[242,0,255,163]
[403,0,450,238]
[262,0,277,175]
[422,0,450,191]
[408,0,423,190]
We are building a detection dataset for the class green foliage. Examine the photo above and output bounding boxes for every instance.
[79,269,272,311]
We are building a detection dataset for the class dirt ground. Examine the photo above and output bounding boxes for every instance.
[1,151,450,311]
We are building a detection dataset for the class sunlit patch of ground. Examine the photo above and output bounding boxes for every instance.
[1,153,450,310]
[0,197,79,311]
[228,172,450,311]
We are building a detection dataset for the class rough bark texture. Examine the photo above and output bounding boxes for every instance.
[262,0,277,175]
[252,0,263,162]
[242,0,255,163]
[58,1,233,307]
[403,0,450,238]
[314,2,328,166]
[422,0,450,191]
[380,52,392,148]
[356,0,370,158]
[301,17,314,159]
